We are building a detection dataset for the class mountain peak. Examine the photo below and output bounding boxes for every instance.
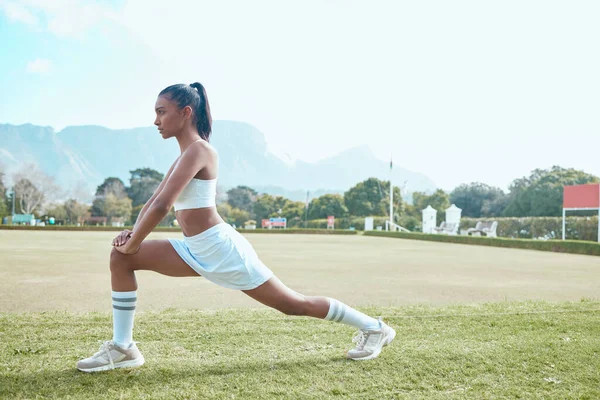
[315,144,377,165]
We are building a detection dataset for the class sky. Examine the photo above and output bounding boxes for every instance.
[0,0,598,191]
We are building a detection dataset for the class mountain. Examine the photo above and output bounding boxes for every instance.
[0,122,436,201]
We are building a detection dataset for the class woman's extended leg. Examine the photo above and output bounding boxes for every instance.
[243,276,396,360]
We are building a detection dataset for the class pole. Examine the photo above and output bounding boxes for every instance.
[304,190,309,229]
[389,155,393,231]
[562,208,566,240]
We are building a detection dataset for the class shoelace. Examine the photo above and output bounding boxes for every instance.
[351,330,367,350]
[95,341,115,369]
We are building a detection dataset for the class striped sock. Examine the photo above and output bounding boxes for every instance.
[325,298,380,330]
[112,290,137,348]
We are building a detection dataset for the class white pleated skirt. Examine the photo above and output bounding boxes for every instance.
[168,223,274,290]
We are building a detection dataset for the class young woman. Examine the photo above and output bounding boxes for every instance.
[77,83,395,372]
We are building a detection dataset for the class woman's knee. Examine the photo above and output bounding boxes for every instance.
[110,247,134,272]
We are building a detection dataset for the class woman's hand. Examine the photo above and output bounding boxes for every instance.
[113,240,140,255]
[112,230,132,247]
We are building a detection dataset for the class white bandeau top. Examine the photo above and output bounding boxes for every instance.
[174,178,217,211]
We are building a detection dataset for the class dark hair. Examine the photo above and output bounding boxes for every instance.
[159,82,212,141]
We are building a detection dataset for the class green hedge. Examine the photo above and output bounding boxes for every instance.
[304,216,392,230]
[0,225,357,235]
[0,225,179,232]
[461,216,599,242]
[364,231,600,256]
[236,228,357,235]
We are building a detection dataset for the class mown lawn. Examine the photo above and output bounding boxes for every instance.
[1,301,599,399]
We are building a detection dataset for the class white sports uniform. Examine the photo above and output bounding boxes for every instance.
[168,177,273,290]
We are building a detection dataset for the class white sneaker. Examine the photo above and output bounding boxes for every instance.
[77,341,145,372]
[346,318,396,361]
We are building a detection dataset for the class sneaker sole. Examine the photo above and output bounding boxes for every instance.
[347,327,396,361]
[77,356,145,373]
[384,327,396,346]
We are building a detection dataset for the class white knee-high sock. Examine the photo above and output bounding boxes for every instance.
[112,290,137,348]
[325,298,380,330]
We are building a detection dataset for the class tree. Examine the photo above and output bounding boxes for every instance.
[272,196,290,217]
[159,207,177,227]
[103,193,133,222]
[481,195,510,217]
[12,163,61,215]
[130,204,145,225]
[43,200,89,225]
[92,178,129,217]
[412,189,450,212]
[412,189,450,224]
[308,194,348,220]
[5,190,14,216]
[13,179,43,215]
[282,201,306,221]
[64,199,90,225]
[252,194,277,220]
[217,202,233,220]
[226,186,258,213]
[250,194,299,221]
[95,177,127,198]
[344,178,402,217]
[44,203,68,223]
[503,166,599,217]
[228,208,251,227]
[0,170,8,217]
[91,197,105,217]
[450,183,507,218]
[127,168,164,207]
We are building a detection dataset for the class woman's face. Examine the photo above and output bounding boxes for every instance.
[154,95,190,138]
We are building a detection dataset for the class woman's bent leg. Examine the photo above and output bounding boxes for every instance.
[77,240,199,372]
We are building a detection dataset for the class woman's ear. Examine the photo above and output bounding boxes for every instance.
[182,105,193,120]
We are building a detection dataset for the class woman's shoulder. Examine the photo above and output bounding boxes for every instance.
[185,139,218,164]
[198,140,218,158]
[187,139,217,155]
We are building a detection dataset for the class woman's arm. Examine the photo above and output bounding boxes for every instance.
[132,159,179,232]
[118,145,209,254]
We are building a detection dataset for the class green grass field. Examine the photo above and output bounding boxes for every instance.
[1,231,599,398]
[2,302,599,399]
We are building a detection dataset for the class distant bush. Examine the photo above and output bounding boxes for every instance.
[460,216,598,242]
[237,228,357,235]
[365,230,600,256]
[0,225,358,235]
[0,225,178,232]
[304,216,390,230]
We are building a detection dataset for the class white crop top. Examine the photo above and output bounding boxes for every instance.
[174,178,217,211]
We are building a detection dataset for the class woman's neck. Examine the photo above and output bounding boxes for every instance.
[176,129,202,154]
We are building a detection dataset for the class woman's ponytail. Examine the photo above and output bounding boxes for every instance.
[189,82,212,141]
